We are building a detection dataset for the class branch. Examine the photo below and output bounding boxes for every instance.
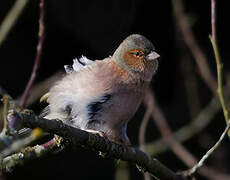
[0,128,42,158]
[0,0,29,47]
[182,0,230,176]
[1,136,63,173]
[144,88,230,180]
[187,121,230,176]
[1,111,185,180]
[19,0,45,107]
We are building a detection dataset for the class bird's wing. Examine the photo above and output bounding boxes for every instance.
[40,55,95,115]
[87,93,112,120]
[64,55,95,74]
[45,59,116,127]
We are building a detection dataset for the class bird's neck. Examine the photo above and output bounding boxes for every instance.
[113,57,136,75]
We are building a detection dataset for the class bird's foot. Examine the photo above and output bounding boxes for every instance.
[84,129,106,138]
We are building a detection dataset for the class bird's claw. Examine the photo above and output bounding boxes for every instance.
[84,129,106,138]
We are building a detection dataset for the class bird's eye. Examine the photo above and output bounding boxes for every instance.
[135,52,140,56]
[134,51,142,57]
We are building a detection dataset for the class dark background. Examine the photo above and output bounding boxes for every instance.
[0,0,229,179]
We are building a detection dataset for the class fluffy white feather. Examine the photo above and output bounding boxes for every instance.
[64,55,94,74]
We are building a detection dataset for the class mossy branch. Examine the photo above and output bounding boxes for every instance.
[0,111,185,180]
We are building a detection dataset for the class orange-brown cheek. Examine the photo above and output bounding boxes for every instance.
[123,52,145,72]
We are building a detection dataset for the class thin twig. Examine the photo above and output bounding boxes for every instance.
[0,0,29,47]
[0,71,63,118]
[144,85,230,155]
[210,36,230,132]
[17,71,63,106]
[0,96,10,136]
[0,128,43,158]
[144,88,171,137]
[185,0,230,175]
[209,0,230,135]
[187,121,230,176]
[144,89,197,166]
[211,0,216,40]
[144,88,230,180]
[19,0,45,107]
[176,25,201,120]
[172,0,217,95]
[1,135,63,173]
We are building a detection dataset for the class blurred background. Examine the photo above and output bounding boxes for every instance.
[0,0,229,179]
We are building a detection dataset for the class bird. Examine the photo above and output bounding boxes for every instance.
[40,34,160,145]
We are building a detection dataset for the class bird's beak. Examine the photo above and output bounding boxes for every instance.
[146,51,160,61]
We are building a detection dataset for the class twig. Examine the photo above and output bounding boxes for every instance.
[1,111,184,180]
[210,36,230,131]
[0,0,29,47]
[0,128,42,158]
[1,135,63,173]
[144,88,171,137]
[172,0,217,95]
[176,26,201,119]
[144,88,230,180]
[187,121,230,176]
[209,37,230,134]
[181,59,201,119]
[0,91,21,132]
[0,71,63,119]
[184,0,230,175]
[210,36,228,118]
[0,96,10,136]
[19,0,45,107]
[144,83,230,156]
[144,89,197,165]
[211,0,216,40]
[209,0,230,134]
[16,71,63,106]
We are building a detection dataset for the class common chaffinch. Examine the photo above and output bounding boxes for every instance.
[41,34,160,145]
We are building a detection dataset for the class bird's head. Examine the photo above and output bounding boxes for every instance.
[113,34,160,82]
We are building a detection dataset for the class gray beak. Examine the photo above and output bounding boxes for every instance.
[146,51,160,61]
